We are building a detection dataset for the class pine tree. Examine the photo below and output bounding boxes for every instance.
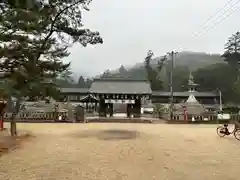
[222,31,240,80]
[77,76,86,87]
[0,0,103,135]
[144,50,167,91]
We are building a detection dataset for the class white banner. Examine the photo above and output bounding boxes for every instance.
[104,99,110,103]
[218,113,230,120]
[104,99,135,104]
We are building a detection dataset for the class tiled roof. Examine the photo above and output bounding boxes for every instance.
[89,78,152,94]
[152,91,218,97]
[60,88,89,93]
[59,86,218,97]
[79,94,98,102]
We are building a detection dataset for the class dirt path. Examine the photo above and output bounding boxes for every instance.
[0,123,240,180]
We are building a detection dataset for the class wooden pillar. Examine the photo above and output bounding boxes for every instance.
[95,102,97,112]
[106,103,109,117]
[0,114,3,131]
[127,104,131,118]
[109,103,113,117]
[0,101,7,131]
[134,99,141,118]
[99,99,106,117]
[86,102,88,112]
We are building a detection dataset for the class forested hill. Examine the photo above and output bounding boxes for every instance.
[60,51,238,103]
[59,31,240,104]
[98,51,222,79]
[151,51,221,71]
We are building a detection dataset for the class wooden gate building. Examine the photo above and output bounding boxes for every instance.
[89,78,151,117]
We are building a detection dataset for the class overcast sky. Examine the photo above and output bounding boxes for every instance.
[64,0,240,77]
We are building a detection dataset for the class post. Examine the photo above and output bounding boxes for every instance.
[169,51,173,120]
[0,99,7,131]
[168,51,177,120]
[219,90,222,112]
[216,89,222,124]
[0,115,3,131]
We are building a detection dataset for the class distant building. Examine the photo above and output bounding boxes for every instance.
[152,72,219,112]
[59,77,219,116]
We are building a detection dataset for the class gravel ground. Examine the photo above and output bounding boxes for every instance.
[0,123,240,180]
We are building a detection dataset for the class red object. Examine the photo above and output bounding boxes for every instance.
[0,118,3,131]
[183,107,188,121]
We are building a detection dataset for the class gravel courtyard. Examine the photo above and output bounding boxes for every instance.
[0,123,240,180]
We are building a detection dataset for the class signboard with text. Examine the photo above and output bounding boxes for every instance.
[104,99,135,104]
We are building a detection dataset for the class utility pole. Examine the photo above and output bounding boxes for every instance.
[168,51,178,120]
[219,89,223,112]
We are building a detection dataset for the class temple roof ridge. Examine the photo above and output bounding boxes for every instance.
[186,93,199,104]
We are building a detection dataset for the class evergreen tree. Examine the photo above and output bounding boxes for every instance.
[77,76,86,87]
[85,78,93,88]
[222,31,240,80]
[101,69,111,78]
[144,50,167,91]
[0,0,102,135]
[118,65,128,77]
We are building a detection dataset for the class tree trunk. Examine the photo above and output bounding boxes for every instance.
[0,114,4,131]
[10,98,21,136]
[10,113,17,136]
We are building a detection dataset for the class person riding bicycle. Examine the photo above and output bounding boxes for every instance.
[223,120,240,134]
[223,123,229,134]
[234,120,240,129]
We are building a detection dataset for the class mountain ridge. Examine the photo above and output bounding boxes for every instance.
[94,51,223,79]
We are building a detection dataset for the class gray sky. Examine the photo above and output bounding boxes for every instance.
[65,0,240,77]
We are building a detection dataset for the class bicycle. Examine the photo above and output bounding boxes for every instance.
[217,123,240,140]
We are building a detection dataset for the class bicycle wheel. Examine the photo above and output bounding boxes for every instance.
[216,126,226,137]
[234,129,240,141]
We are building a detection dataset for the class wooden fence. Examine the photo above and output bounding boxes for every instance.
[3,111,72,122]
[170,114,240,124]
[172,114,217,121]
[4,111,240,124]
